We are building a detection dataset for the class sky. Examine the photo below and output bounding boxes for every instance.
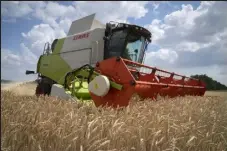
[1,1,227,85]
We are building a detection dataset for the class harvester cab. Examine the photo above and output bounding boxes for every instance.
[103,21,151,64]
[26,14,206,108]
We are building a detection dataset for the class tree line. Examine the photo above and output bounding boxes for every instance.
[190,74,227,90]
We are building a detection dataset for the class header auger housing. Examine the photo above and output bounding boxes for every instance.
[90,57,206,107]
[26,14,206,108]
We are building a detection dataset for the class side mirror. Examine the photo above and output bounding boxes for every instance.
[26,70,35,75]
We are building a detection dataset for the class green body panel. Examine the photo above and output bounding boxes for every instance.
[38,54,72,84]
[52,38,65,54]
[36,38,93,100]
[37,38,123,101]
[69,81,91,99]
[37,38,71,84]
[63,67,123,100]
[71,69,123,91]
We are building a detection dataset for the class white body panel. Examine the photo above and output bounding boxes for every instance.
[60,27,106,69]
[67,14,105,36]
[50,84,76,100]
[88,75,110,97]
[60,49,92,69]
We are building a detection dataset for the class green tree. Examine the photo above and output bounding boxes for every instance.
[190,74,227,90]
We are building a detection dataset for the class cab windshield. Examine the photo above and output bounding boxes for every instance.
[106,29,148,63]
[124,34,146,63]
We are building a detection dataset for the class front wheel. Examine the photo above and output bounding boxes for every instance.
[35,84,42,97]
[35,82,52,97]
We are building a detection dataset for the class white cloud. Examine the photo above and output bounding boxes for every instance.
[1,1,33,18]
[152,3,160,14]
[1,49,21,67]
[32,2,78,28]
[71,1,149,24]
[145,49,178,68]
[22,24,66,56]
[145,19,165,43]
[1,47,37,82]
[1,1,45,19]
[3,1,149,32]
[146,2,227,50]
[1,1,150,82]
[1,22,67,82]
[1,1,227,85]
[143,1,227,85]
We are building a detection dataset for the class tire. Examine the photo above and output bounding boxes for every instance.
[35,82,51,96]
[43,83,52,96]
[35,84,43,97]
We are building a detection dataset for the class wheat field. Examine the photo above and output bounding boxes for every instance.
[1,90,227,151]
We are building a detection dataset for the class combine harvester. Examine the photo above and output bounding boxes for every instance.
[26,14,206,108]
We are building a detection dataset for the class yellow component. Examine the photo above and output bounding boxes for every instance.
[94,83,98,89]
[88,75,110,97]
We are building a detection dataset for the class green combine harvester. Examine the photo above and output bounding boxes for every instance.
[26,14,206,108]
